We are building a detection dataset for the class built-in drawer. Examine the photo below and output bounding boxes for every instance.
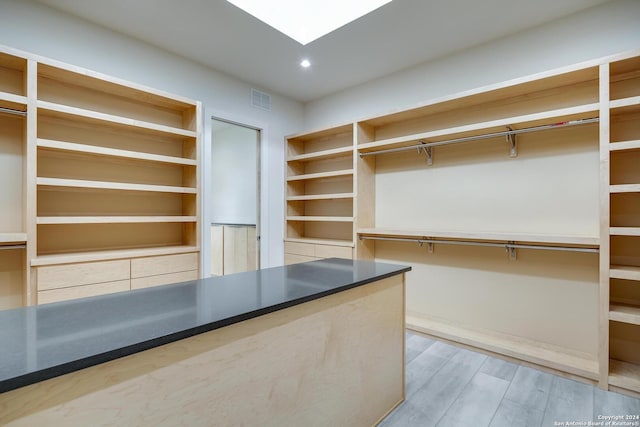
[284,254,317,265]
[38,280,130,304]
[284,242,315,257]
[131,270,198,290]
[36,260,130,291]
[314,244,353,260]
[131,253,198,278]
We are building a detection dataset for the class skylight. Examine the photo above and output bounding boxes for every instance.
[227,0,393,45]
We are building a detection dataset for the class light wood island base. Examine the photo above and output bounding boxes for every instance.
[0,274,405,426]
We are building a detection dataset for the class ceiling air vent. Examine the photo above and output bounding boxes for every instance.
[251,88,271,111]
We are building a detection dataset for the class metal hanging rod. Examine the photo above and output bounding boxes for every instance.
[358,235,599,254]
[0,106,27,117]
[359,117,600,158]
[0,244,26,251]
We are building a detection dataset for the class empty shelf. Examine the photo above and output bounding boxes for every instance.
[610,265,640,281]
[287,216,353,222]
[358,228,599,246]
[287,193,354,201]
[284,237,354,247]
[610,140,640,152]
[358,103,599,153]
[0,91,27,112]
[286,169,353,181]
[610,184,640,193]
[38,101,197,139]
[37,216,197,225]
[37,139,197,166]
[609,304,640,325]
[37,177,197,194]
[610,227,640,236]
[32,245,199,266]
[0,233,27,244]
[610,95,640,110]
[609,359,640,394]
[288,146,353,162]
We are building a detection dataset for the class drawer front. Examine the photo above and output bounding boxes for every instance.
[38,280,130,304]
[314,244,353,260]
[284,254,317,265]
[131,253,199,278]
[37,260,130,291]
[131,270,198,290]
[284,241,315,257]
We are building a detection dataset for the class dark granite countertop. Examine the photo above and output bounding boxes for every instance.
[0,258,410,393]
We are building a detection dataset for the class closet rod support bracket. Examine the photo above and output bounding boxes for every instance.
[506,127,517,158]
[417,142,433,165]
[506,241,517,260]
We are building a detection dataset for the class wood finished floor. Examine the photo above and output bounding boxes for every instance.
[380,332,640,427]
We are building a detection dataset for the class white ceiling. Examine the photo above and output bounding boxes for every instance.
[37,0,611,102]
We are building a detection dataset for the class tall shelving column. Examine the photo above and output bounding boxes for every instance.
[30,58,201,304]
[0,48,28,309]
[284,124,355,264]
[607,53,640,396]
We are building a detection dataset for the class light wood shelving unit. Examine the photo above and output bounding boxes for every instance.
[292,48,640,395]
[607,53,640,396]
[0,45,202,306]
[284,124,356,264]
[0,49,28,311]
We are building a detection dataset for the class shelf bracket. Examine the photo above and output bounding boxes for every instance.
[417,142,433,166]
[506,241,517,260]
[506,127,517,158]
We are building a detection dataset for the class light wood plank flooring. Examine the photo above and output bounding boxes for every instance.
[380,332,640,427]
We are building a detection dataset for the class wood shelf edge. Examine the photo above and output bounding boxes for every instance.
[358,103,600,152]
[284,238,355,247]
[287,216,354,223]
[357,228,600,246]
[609,140,640,152]
[286,169,354,181]
[609,360,640,394]
[609,304,640,325]
[406,313,599,380]
[0,233,27,244]
[287,193,354,201]
[610,265,640,281]
[32,246,200,266]
[37,100,197,138]
[37,216,198,225]
[37,138,197,166]
[610,227,640,236]
[36,177,198,194]
[288,146,353,162]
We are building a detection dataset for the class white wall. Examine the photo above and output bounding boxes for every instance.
[0,0,304,271]
[304,0,640,129]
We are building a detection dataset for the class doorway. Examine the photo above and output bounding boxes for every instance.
[210,118,260,276]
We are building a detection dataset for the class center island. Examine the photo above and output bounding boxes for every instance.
[0,258,410,426]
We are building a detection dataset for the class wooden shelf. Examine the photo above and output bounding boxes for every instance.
[287,193,354,201]
[610,95,640,110]
[610,227,640,236]
[609,359,640,394]
[407,313,599,380]
[610,140,640,152]
[0,233,27,244]
[287,216,354,223]
[0,91,27,112]
[37,216,197,225]
[610,265,640,281]
[288,146,353,162]
[37,101,197,139]
[358,103,599,153]
[37,177,197,194]
[284,237,354,247]
[357,227,600,246]
[610,184,640,194]
[287,169,354,182]
[37,139,197,166]
[610,304,640,325]
[31,245,199,266]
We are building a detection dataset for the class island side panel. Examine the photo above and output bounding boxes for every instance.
[0,273,405,427]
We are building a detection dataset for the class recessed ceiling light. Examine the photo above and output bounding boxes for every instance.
[300,59,311,68]
[227,0,393,45]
